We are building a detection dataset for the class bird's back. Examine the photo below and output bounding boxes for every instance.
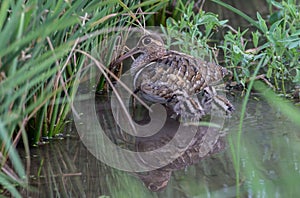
[134,50,228,102]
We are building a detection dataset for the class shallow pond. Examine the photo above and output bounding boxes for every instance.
[20,93,300,198]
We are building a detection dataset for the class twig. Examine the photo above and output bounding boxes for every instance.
[229,74,274,89]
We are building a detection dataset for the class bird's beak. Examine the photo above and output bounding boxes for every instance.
[112,47,142,65]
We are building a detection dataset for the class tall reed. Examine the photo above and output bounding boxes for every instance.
[0,0,166,196]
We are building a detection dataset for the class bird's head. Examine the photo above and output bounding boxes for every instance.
[112,34,167,74]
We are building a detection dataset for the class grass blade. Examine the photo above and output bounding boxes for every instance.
[211,0,260,29]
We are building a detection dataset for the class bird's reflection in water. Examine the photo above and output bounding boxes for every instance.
[133,106,226,191]
[96,96,228,192]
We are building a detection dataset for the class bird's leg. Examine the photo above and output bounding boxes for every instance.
[202,86,235,115]
[173,90,206,121]
[214,94,235,114]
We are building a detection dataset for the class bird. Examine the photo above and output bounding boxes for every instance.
[111,33,234,119]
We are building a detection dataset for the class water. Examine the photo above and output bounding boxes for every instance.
[20,94,300,197]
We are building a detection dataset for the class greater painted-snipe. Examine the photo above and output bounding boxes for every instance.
[112,34,234,119]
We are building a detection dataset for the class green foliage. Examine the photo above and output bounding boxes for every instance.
[211,1,300,196]
[217,0,300,93]
[160,0,299,93]
[228,54,269,196]
[163,2,228,61]
[0,0,299,196]
[0,0,165,195]
[0,122,26,197]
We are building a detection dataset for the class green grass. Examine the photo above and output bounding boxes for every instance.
[157,1,299,197]
[208,1,300,197]
[0,0,299,196]
[0,0,166,196]
[214,0,300,92]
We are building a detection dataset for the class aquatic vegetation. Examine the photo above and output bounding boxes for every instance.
[0,0,299,197]
[213,0,300,93]
[163,0,299,94]
[0,0,166,196]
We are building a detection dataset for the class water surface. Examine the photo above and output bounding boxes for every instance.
[21,94,300,197]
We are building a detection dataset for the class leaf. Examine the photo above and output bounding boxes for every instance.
[271,0,283,9]
[286,40,300,49]
[267,67,273,78]
[292,69,300,83]
[233,45,242,54]
[269,19,283,33]
[252,31,259,48]
[211,0,259,29]
[256,12,268,33]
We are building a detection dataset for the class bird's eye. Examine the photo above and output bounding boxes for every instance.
[143,37,151,45]
[148,184,158,191]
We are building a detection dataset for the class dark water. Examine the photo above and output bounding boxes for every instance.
[20,93,300,197]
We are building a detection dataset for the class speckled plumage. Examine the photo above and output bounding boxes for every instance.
[113,34,234,119]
